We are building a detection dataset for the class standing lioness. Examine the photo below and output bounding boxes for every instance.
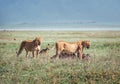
[54,40,90,60]
[17,37,42,58]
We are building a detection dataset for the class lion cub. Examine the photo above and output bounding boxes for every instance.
[82,53,91,61]
[39,44,50,55]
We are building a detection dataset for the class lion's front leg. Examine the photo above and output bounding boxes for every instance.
[55,50,61,59]
[78,50,83,60]
[36,50,39,58]
[25,49,29,58]
[32,51,35,58]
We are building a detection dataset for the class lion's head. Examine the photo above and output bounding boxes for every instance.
[33,37,42,47]
[82,40,90,49]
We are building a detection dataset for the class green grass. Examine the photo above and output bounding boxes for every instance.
[0,30,120,84]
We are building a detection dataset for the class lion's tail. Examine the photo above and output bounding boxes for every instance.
[17,41,26,57]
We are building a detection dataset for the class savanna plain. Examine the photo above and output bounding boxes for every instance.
[0,30,120,84]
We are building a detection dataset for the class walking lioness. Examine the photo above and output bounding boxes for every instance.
[16,37,42,58]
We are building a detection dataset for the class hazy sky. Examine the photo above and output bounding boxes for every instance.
[0,0,120,25]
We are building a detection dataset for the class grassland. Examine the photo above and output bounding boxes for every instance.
[0,30,120,84]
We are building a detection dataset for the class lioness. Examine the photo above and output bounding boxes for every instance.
[16,37,42,58]
[54,40,90,60]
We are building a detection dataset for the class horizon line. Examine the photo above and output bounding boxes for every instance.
[0,27,120,31]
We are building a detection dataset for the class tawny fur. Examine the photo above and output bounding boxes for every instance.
[52,40,90,60]
[17,37,42,58]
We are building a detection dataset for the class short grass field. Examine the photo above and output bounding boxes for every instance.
[0,30,120,84]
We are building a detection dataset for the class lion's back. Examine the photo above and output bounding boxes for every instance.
[56,41,77,52]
